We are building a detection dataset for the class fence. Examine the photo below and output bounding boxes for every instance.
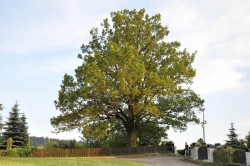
[31,145,174,157]
[191,147,250,165]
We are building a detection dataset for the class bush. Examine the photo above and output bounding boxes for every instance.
[224,147,235,155]
[213,149,231,163]
[232,150,246,164]
[198,146,208,160]
[6,149,19,157]
[177,149,185,155]
[5,148,31,157]
[0,150,7,157]
[17,148,31,157]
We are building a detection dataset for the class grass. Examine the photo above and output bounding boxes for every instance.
[0,157,145,166]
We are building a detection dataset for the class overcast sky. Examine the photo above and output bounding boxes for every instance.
[0,0,250,149]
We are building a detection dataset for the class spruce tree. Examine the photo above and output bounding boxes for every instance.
[19,113,29,147]
[225,122,241,149]
[2,103,26,148]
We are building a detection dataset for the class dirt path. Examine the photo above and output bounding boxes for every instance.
[126,156,198,166]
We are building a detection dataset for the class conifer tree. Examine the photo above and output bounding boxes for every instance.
[2,103,28,148]
[225,122,241,149]
[19,113,29,147]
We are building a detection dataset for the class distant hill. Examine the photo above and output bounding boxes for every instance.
[29,136,59,147]
[29,136,84,148]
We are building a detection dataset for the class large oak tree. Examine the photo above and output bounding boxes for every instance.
[51,9,204,147]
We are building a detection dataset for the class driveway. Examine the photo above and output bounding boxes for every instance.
[126,156,198,166]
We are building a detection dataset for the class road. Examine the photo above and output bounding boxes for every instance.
[126,156,199,166]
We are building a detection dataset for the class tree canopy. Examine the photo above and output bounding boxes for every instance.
[51,9,204,147]
[2,103,29,148]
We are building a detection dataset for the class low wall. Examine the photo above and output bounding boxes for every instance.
[207,148,214,162]
[191,147,199,160]
[191,146,249,165]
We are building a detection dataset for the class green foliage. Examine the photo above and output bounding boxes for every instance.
[6,137,12,150]
[225,123,246,149]
[198,146,208,160]
[26,138,31,151]
[2,103,29,148]
[213,149,231,163]
[138,121,168,146]
[232,149,246,164]
[224,147,235,155]
[245,132,250,148]
[197,138,206,146]
[82,121,168,148]
[5,148,31,157]
[177,149,185,155]
[19,114,29,147]
[45,139,85,149]
[51,8,204,147]
[0,150,7,157]
[213,147,247,164]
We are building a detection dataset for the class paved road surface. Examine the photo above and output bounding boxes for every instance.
[126,156,198,166]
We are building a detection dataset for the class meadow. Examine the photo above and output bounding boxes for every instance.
[0,157,145,166]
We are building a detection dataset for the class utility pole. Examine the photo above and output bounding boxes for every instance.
[201,110,207,142]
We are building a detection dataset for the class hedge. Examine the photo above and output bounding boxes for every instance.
[232,150,246,164]
[213,150,231,163]
[198,146,208,160]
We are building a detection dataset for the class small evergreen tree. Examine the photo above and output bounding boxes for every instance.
[2,103,27,148]
[26,138,31,151]
[225,122,244,149]
[20,113,29,147]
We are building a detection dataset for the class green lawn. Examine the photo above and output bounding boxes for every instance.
[0,157,145,166]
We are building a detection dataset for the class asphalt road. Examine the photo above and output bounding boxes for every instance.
[127,156,198,166]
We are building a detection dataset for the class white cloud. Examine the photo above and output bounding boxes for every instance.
[153,0,250,94]
[192,59,246,94]
[239,120,250,129]
[0,0,120,55]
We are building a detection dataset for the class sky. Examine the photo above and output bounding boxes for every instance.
[0,0,250,149]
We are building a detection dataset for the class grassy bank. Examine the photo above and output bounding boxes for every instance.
[0,157,145,166]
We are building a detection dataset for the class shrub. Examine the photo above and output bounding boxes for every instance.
[17,148,31,157]
[0,150,7,157]
[6,148,19,157]
[6,137,12,150]
[198,146,208,160]
[213,149,231,163]
[224,147,235,155]
[177,149,185,155]
[232,149,246,164]
[5,148,31,157]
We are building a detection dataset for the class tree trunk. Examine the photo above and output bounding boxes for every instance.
[127,127,138,147]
